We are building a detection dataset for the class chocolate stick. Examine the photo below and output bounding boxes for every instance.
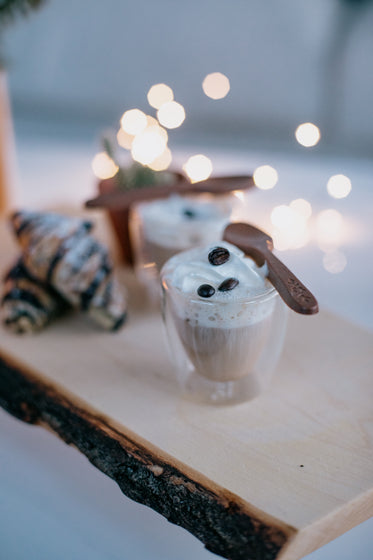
[223,222,318,315]
[86,176,254,211]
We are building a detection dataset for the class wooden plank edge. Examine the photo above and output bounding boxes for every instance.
[277,488,373,560]
[0,350,296,560]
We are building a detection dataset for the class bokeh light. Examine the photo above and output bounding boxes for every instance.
[270,204,309,250]
[117,128,134,150]
[147,83,174,109]
[253,165,278,190]
[148,147,172,171]
[323,250,347,274]
[270,205,293,228]
[202,72,230,100]
[183,154,213,183]
[131,128,167,165]
[146,115,159,128]
[289,198,312,219]
[120,109,147,135]
[146,124,168,143]
[295,122,321,147]
[327,174,352,199]
[92,152,119,180]
[233,190,246,202]
[315,209,344,248]
[272,226,310,251]
[157,101,186,129]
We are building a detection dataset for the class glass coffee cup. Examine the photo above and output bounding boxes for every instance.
[160,243,287,405]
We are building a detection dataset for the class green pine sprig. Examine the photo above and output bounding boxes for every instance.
[0,0,44,25]
[0,0,45,67]
[101,133,175,191]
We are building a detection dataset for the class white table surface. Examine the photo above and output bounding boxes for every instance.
[1,130,372,559]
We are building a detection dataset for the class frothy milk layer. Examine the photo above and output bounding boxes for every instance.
[137,194,231,249]
[162,241,275,328]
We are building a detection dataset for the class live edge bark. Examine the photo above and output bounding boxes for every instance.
[0,355,292,560]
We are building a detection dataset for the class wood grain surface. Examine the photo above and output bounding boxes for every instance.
[0,217,372,560]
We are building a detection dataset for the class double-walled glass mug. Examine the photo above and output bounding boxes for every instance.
[129,194,234,302]
[161,267,288,405]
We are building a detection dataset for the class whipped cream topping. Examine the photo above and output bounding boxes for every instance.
[163,241,270,299]
[136,194,231,249]
[162,242,275,327]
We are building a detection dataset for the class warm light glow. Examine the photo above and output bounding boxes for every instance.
[147,83,174,109]
[295,123,321,147]
[327,174,352,199]
[131,128,167,165]
[146,115,159,128]
[272,227,310,251]
[316,209,344,248]
[253,165,278,190]
[117,128,134,150]
[148,147,172,171]
[270,204,309,250]
[323,250,347,274]
[202,72,230,100]
[271,229,292,252]
[233,190,246,202]
[91,152,119,180]
[272,226,310,251]
[157,101,185,129]
[146,124,168,143]
[120,109,147,135]
[270,205,293,228]
[289,198,312,220]
[183,154,213,183]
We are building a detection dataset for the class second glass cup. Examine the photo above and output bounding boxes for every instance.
[129,193,234,302]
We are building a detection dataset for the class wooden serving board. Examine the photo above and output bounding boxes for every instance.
[0,218,372,560]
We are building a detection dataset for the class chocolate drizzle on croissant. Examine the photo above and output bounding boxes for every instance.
[1,260,69,333]
[2,211,127,333]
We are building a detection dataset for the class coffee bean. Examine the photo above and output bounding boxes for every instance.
[218,278,239,292]
[197,284,216,298]
[183,208,196,219]
[208,247,230,266]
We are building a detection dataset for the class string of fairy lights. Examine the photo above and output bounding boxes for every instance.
[91,72,352,275]
[91,72,230,180]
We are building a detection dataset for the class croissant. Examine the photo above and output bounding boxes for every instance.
[11,211,94,283]
[10,211,127,331]
[1,260,69,333]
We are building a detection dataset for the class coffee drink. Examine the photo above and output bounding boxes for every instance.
[161,242,277,383]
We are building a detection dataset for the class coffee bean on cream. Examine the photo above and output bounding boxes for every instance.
[197,284,216,298]
[218,277,239,292]
[208,246,230,266]
[182,208,197,219]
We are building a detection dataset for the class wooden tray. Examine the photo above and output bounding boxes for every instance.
[0,219,372,560]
